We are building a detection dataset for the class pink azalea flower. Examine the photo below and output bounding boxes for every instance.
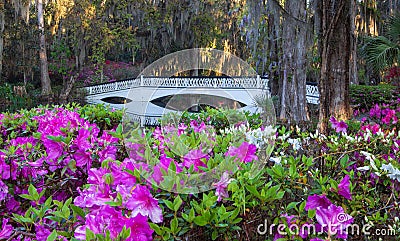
[5,197,21,214]
[126,185,163,223]
[190,120,206,132]
[225,142,258,163]
[74,128,92,150]
[151,165,164,184]
[212,172,234,201]
[160,154,182,172]
[98,145,117,162]
[124,214,153,241]
[87,168,108,185]
[315,204,353,239]
[329,117,348,133]
[74,185,112,208]
[183,149,208,171]
[360,123,381,134]
[178,123,187,135]
[0,152,10,180]
[382,109,398,125]
[74,149,92,167]
[338,175,352,200]
[35,224,51,241]
[43,139,64,160]
[369,104,381,118]
[152,127,164,141]
[75,206,125,240]
[126,143,145,161]
[110,162,136,186]
[305,194,332,211]
[0,180,8,202]
[0,218,13,239]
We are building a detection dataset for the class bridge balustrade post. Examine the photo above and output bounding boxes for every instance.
[140,115,145,127]
[140,75,144,86]
[257,75,260,89]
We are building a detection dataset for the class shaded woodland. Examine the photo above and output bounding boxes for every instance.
[0,0,399,132]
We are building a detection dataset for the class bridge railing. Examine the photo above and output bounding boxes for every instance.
[84,76,269,95]
[305,82,319,104]
[82,76,320,106]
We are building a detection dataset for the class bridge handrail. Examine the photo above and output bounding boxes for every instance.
[83,76,269,95]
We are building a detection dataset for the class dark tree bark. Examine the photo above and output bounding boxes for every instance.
[266,0,281,97]
[0,1,4,83]
[278,0,310,123]
[318,0,353,133]
[350,0,358,85]
[37,0,52,96]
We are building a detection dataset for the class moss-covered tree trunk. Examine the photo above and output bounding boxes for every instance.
[279,0,310,123]
[318,0,353,133]
[37,0,52,96]
[0,1,4,83]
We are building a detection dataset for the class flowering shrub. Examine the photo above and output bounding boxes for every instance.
[75,61,139,87]
[349,83,400,111]
[1,100,400,241]
[384,66,400,86]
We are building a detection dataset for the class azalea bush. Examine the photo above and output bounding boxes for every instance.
[0,100,400,241]
[349,83,400,111]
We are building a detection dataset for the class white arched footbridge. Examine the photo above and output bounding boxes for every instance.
[82,76,319,126]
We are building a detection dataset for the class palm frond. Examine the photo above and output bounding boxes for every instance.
[361,34,399,72]
[386,15,400,43]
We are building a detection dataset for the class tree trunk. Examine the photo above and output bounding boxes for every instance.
[279,0,309,123]
[266,0,281,97]
[59,76,76,104]
[350,0,358,84]
[38,0,52,96]
[318,0,353,133]
[0,1,4,83]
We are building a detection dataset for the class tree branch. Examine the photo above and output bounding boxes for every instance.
[270,0,308,25]
[323,0,346,44]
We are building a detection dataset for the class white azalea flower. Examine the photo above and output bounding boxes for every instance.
[270,157,281,165]
[356,166,370,171]
[287,138,302,151]
[381,163,400,182]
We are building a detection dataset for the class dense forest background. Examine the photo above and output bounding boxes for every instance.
[0,0,399,130]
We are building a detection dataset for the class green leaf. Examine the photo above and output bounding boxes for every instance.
[149,223,163,236]
[289,163,297,178]
[119,226,131,240]
[299,200,306,213]
[194,216,208,226]
[46,230,58,241]
[245,185,261,199]
[308,209,316,219]
[173,195,183,212]
[28,184,40,201]
[286,202,299,211]
[163,200,174,211]
[211,230,218,240]
[19,194,35,201]
[340,154,349,168]
[170,217,179,233]
[231,217,242,224]
[71,204,86,218]
[86,228,95,241]
[276,191,285,199]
